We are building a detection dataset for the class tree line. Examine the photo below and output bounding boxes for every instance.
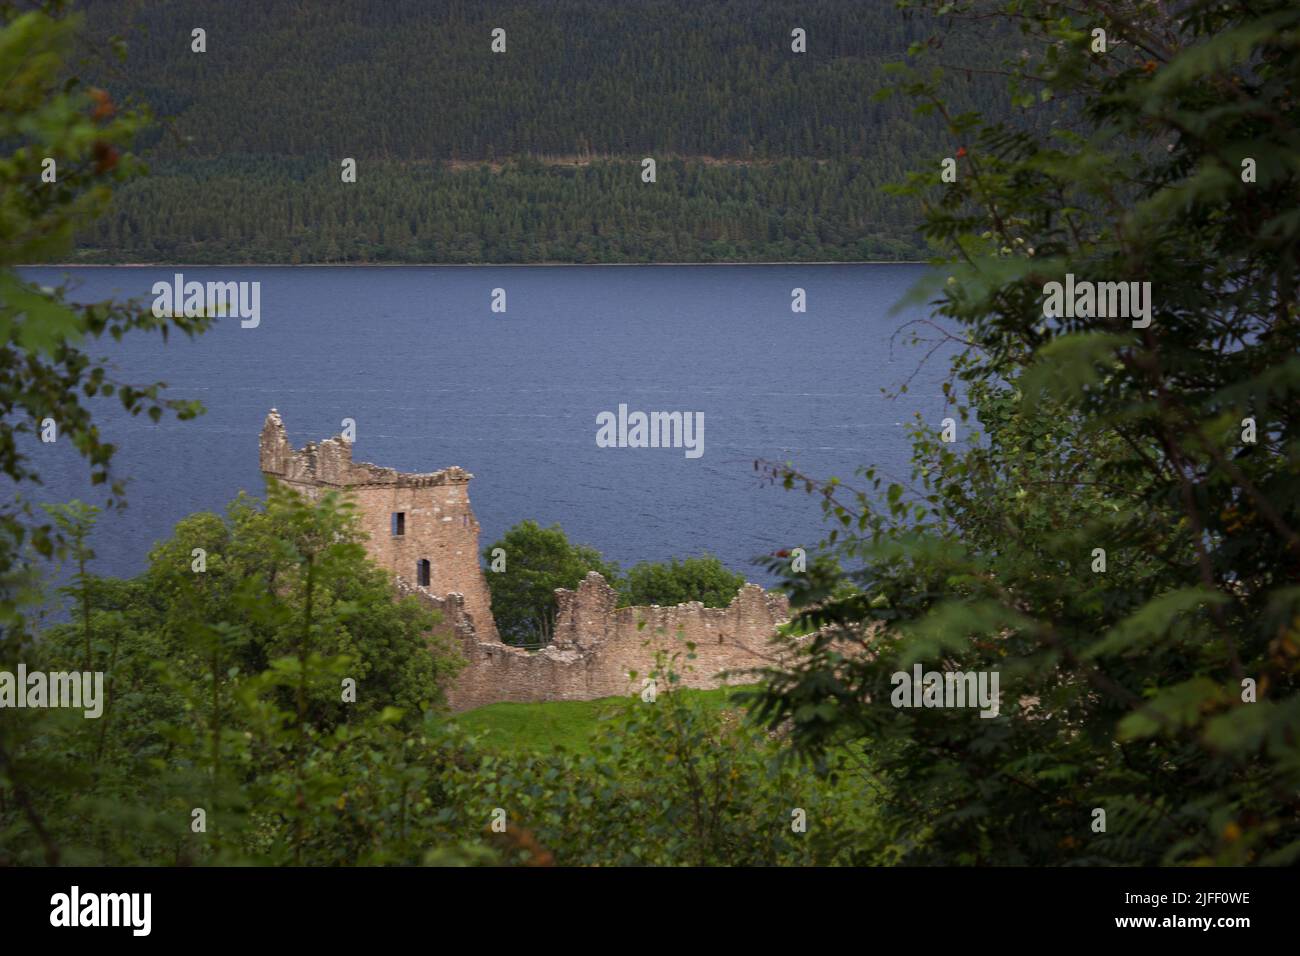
[75,156,925,263]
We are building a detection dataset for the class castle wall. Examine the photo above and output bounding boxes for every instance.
[444,572,791,712]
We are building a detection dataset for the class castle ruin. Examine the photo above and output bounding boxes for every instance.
[259,411,791,712]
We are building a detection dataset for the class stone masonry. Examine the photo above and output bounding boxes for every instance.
[259,412,792,712]
[448,571,791,711]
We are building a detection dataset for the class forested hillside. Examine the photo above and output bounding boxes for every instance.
[64,0,1012,263]
[84,156,923,263]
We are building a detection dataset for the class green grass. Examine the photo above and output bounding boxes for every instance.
[450,686,755,755]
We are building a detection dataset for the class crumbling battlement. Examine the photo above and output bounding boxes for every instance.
[260,409,471,489]
[259,412,796,713]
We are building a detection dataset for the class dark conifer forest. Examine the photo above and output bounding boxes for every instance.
[65,0,1009,263]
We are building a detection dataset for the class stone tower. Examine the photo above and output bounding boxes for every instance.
[258,410,498,641]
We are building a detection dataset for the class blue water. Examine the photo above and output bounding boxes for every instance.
[17,264,956,588]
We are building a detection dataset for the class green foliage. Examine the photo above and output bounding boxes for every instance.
[482,520,619,646]
[0,4,209,633]
[618,554,745,609]
[436,654,884,866]
[131,482,464,726]
[750,0,1300,865]
[1,485,466,865]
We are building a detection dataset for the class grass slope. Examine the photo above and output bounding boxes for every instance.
[451,686,754,755]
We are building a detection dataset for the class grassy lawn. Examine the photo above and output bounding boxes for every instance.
[450,686,756,755]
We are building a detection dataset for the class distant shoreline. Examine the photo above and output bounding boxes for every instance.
[25,260,930,268]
